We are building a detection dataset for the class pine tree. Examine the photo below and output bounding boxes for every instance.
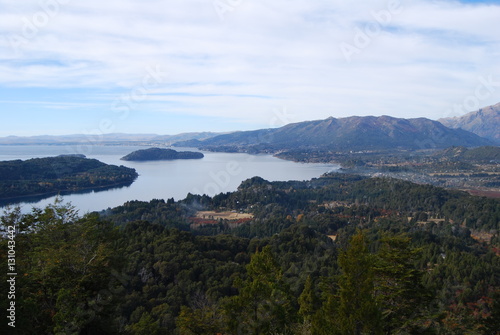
[176,305,222,335]
[373,233,430,333]
[223,245,297,334]
[335,230,382,335]
[299,275,317,321]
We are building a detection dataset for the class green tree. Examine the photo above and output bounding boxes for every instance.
[1,201,122,334]
[373,233,430,333]
[299,275,317,321]
[125,312,161,335]
[176,305,222,335]
[335,230,382,335]
[223,245,297,334]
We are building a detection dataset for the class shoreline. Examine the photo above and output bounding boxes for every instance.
[0,179,136,208]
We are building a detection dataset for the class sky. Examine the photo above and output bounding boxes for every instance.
[1,0,500,136]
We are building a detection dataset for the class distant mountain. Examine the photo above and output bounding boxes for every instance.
[438,103,500,144]
[152,132,229,145]
[0,132,225,145]
[0,133,159,145]
[121,148,204,161]
[176,115,493,153]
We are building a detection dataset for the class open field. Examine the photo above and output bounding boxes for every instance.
[195,211,253,220]
[466,189,500,199]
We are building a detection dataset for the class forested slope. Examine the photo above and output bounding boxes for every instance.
[1,173,499,334]
[0,156,138,200]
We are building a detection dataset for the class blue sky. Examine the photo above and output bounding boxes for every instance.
[1,0,499,136]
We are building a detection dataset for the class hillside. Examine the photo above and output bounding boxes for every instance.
[0,156,138,201]
[176,115,493,153]
[439,102,500,143]
[436,145,500,163]
[5,173,499,334]
[120,147,204,161]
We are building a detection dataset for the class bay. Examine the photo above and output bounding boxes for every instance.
[0,145,339,213]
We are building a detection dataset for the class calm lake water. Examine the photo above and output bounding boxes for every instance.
[0,145,338,213]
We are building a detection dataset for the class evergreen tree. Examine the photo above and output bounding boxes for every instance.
[223,245,297,334]
[373,234,431,333]
[299,275,317,321]
[335,230,382,335]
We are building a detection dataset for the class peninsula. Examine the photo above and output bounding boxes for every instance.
[0,156,138,201]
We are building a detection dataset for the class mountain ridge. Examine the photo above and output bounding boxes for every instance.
[175,115,493,153]
[438,103,500,143]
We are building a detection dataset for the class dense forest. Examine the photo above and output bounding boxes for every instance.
[0,156,138,200]
[1,173,499,334]
[121,148,204,161]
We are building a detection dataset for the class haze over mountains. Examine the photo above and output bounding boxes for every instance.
[176,115,493,152]
[2,102,499,152]
[439,103,500,144]
[0,132,222,146]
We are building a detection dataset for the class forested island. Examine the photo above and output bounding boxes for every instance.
[1,172,498,334]
[121,147,204,161]
[0,156,138,201]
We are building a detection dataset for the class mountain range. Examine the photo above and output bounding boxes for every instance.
[0,132,223,145]
[2,103,498,153]
[175,115,493,152]
[439,103,500,144]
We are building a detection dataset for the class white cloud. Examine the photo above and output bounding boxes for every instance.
[0,0,499,133]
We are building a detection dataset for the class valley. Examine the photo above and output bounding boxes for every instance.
[3,171,498,333]
[276,146,500,197]
[3,2,500,333]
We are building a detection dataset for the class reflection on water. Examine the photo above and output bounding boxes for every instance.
[0,180,135,208]
[0,145,338,213]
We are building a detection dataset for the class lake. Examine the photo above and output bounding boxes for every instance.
[0,145,339,213]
